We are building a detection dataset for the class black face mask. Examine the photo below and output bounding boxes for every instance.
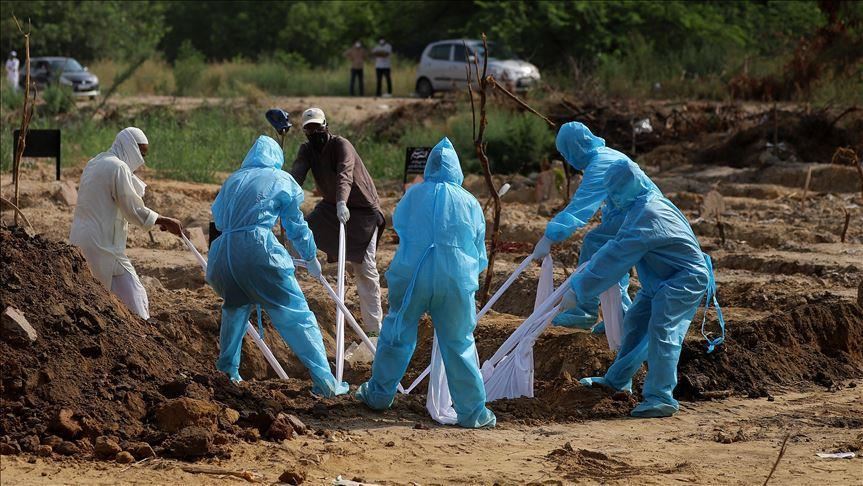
[308,131,330,152]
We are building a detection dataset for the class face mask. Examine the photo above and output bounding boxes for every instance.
[379,40,385,45]
[308,131,329,152]
[354,42,361,48]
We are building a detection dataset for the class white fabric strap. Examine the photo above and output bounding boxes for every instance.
[335,223,347,382]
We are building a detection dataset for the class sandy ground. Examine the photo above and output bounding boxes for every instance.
[1,387,860,485]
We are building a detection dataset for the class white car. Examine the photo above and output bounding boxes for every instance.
[415,39,541,98]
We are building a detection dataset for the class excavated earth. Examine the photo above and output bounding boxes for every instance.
[1,98,862,483]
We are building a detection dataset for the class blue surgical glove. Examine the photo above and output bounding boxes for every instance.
[532,236,552,260]
[336,201,350,224]
[306,258,322,278]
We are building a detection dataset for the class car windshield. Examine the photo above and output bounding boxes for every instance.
[470,42,517,61]
[48,59,84,73]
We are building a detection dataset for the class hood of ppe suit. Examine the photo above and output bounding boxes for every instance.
[604,159,652,209]
[241,135,285,170]
[555,122,605,171]
[424,137,464,185]
[110,127,148,173]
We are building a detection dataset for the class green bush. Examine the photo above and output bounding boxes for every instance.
[1,83,23,111]
[41,84,76,115]
[173,40,206,96]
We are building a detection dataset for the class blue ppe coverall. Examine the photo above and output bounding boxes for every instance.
[571,160,709,417]
[547,122,660,328]
[356,137,496,428]
[207,135,348,397]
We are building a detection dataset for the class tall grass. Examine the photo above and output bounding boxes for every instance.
[89,57,418,98]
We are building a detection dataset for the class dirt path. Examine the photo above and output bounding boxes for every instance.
[2,387,859,485]
[88,94,430,125]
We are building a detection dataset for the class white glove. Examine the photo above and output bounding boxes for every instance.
[560,288,577,311]
[532,236,553,260]
[306,258,322,278]
[336,201,350,224]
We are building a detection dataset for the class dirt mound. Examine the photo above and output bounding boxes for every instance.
[546,442,644,481]
[359,99,456,143]
[0,226,351,460]
[695,111,861,167]
[678,302,863,399]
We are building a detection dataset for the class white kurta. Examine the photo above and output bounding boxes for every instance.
[70,129,157,289]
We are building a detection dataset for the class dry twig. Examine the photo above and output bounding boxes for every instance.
[178,465,260,482]
[841,207,850,243]
[12,16,36,227]
[487,76,557,128]
[762,432,791,486]
[0,196,35,230]
[800,166,813,210]
[471,34,502,305]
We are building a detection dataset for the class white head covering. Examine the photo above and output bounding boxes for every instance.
[110,127,148,171]
[110,127,149,196]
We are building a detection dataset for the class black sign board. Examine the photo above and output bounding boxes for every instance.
[12,129,62,180]
[403,146,431,191]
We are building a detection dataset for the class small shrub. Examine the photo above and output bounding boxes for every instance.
[41,84,76,115]
[1,83,23,111]
[173,40,206,96]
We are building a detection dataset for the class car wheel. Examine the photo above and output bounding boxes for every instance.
[416,78,433,99]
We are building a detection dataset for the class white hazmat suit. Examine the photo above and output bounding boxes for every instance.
[70,127,157,319]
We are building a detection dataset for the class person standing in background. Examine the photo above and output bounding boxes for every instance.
[6,51,19,92]
[372,37,392,97]
[344,41,367,96]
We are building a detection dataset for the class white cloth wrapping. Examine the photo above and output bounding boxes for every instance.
[426,257,625,422]
[426,256,553,421]
[70,127,157,289]
[425,334,460,425]
[599,284,624,351]
[481,256,558,401]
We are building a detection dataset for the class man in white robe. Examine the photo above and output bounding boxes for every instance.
[70,127,183,319]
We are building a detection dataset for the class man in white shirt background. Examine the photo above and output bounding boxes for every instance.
[372,38,392,97]
[6,51,19,92]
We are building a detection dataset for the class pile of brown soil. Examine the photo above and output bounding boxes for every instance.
[678,301,863,399]
[0,226,360,460]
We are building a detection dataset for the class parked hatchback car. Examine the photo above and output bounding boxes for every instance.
[415,39,540,98]
[22,57,100,99]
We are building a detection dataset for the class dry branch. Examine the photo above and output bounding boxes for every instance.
[800,166,813,210]
[762,432,791,486]
[487,76,557,129]
[841,208,850,243]
[178,465,259,482]
[12,16,35,227]
[0,196,34,230]
[472,34,502,305]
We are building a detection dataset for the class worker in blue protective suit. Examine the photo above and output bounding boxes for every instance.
[562,159,710,418]
[206,135,348,397]
[532,122,660,330]
[355,137,496,428]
